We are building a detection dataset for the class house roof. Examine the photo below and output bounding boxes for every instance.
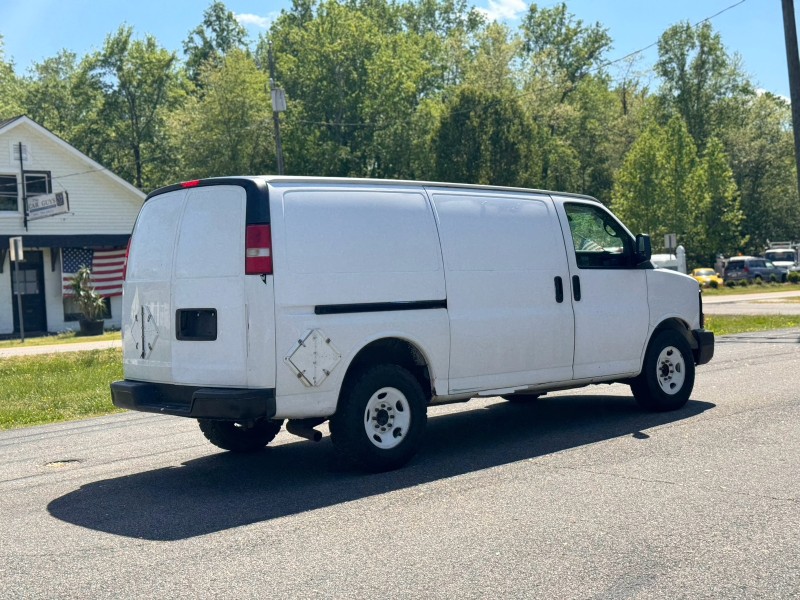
[0,115,145,200]
[0,115,24,129]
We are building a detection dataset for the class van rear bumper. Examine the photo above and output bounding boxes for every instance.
[110,380,276,421]
[692,329,715,366]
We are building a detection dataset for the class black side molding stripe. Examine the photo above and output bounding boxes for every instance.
[315,300,447,316]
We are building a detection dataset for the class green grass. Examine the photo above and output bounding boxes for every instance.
[705,314,800,336]
[0,349,123,430]
[702,282,800,296]
[0,330,121,350]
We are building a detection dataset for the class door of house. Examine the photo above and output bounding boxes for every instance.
[11,250,48,333]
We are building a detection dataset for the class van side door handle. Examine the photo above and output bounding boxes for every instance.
[572,275,581,301]
[554,276,564,303]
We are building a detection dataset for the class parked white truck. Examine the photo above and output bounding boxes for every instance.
[111,177,714,471]
[764,241,800,271]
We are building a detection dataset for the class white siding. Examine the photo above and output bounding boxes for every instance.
[0,123,142,235]
[0,119,144,335]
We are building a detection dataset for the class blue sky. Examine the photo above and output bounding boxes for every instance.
[0,0,795,97]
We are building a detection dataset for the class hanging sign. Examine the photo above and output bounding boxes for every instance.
[27,191,69,221]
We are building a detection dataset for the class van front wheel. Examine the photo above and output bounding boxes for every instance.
[330,364,427,472]
[198,418,283,452]
[630,329,695,412]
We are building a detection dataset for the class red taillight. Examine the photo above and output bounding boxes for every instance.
[245,224,273,275]
[743,266,749,273]
[181,179,201,188]
[122,238,132,281]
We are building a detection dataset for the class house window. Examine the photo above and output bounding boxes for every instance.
[0,174,18,211]
[11,269,39,295]
[24,171,52,196]
[11,142,29,163]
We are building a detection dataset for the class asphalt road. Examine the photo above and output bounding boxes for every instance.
[1,332,799,599]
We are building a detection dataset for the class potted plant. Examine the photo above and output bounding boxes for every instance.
[68,266,107,336]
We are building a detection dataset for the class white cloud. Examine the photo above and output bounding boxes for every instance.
[235,13,273,29]
[476,0,527,22]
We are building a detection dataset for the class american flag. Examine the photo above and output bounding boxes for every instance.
[62,248,126,297]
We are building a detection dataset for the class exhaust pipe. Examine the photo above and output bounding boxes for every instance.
[286,418,324,442]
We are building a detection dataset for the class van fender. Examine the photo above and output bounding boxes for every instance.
[639,317,696,369]
[336,330,447,403]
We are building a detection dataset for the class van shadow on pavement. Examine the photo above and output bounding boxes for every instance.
[48,395,714,541]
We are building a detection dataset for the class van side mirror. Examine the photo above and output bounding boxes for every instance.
[635,234,652,263]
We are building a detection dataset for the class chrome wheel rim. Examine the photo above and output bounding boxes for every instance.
[656,345,686,395]
[364,387,411,449]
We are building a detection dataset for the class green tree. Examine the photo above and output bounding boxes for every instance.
[518,3,616,195]
[89,26,184,190]
[725,93,800,252]
[610,123,668,238]
[0,36,24,117]
[432,86,540,186]
[655,21,751,149]
[23,51,106,158]
[687,136,744,264]
[268,0,455,177]
[463,21,521,92]
[184,1,249,84]
[171,50,273,178]
[612,116,697,245]
[613,115,744,263]
[520,2,611,102]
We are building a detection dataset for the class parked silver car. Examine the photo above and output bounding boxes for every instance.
[723,256,788,283]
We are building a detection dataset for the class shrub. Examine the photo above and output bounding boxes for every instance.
[789,271,800,284]
[67,266,107,321]
[725,280,737,288]
[738,279,750,287]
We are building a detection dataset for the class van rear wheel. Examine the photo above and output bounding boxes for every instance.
[330,364,427,472]
[198,419,283,453]
[630,329,695,412]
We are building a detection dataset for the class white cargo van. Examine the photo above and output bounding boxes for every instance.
[111,177,714,471]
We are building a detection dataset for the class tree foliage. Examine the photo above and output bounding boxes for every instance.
[88,26,183,190]
[0,0,796,269]
[0,36,24,117]
[655,21,750,149]
[433,86,540,186]
[171,50,273,178]
[183,1,249,83]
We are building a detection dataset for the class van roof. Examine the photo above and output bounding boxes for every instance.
[147,175,601,204]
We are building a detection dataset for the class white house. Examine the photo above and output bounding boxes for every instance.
[0,116,145,336]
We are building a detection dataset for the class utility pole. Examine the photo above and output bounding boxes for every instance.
[268,41,286,175]
[782,0,800,199]
[19,142,28,230]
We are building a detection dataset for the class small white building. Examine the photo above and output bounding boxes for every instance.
[0,116,145,336]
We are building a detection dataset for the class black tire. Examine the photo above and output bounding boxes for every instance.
[329,364,427,472]
[630,329,695,412]
[501,393,542,403]
[198,419,283,453]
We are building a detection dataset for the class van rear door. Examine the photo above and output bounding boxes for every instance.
[122,180,275,389]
